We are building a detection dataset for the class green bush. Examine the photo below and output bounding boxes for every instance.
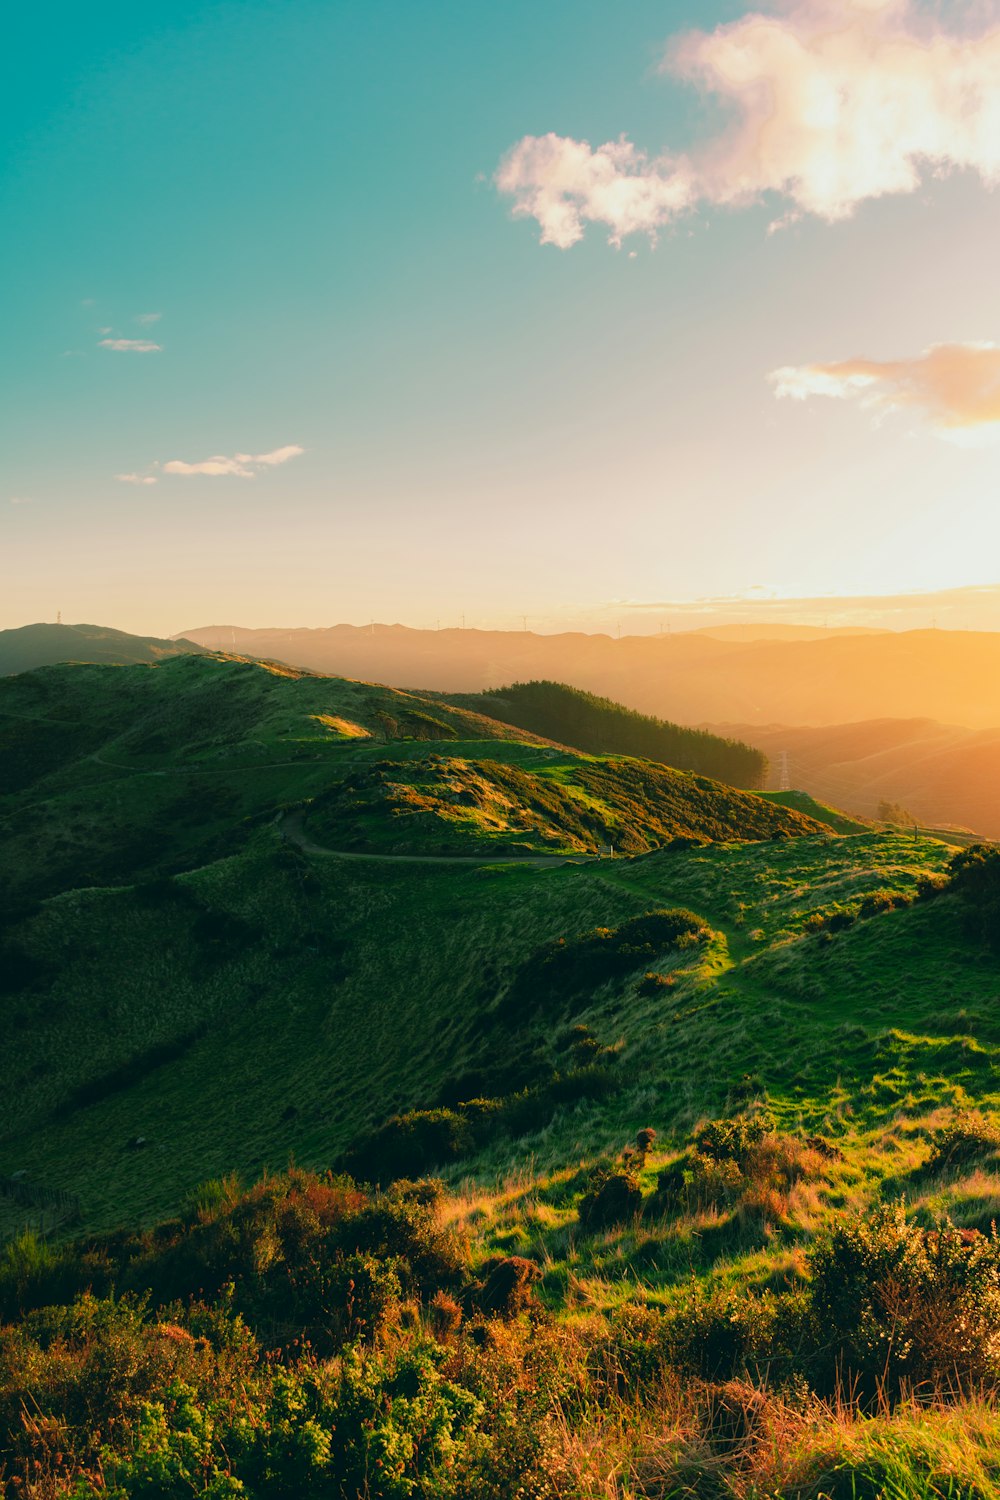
[579,1166,642,1229]
[809,1203,1000,1395]
[694,1112,775,1167]
[925,1110,1000,1175]
[948,844,1000,951]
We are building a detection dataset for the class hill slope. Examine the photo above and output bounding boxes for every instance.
[0,654,815,909]
[438,679,767,788]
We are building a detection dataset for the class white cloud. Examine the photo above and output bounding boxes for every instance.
[9,496,35,505]
[116,472,158,486]
[161,445,304,478]
[135,312,162,325]
[496,135,694,249]
[770,341,1000,440]
[497,0,1000,247]
[98,337,162,353]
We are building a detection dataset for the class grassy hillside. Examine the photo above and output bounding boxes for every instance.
[5,656,1000,1495]
[0,655,816,908]
[439,679,767,788]
[304,754,819,857]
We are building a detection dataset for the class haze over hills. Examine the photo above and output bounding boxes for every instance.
[180,622,1000,730]
[722,717,1000,839]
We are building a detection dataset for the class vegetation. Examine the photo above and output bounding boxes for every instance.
[5,657,1000,1493]
[948,842,1000,952]
[304,754,821,857]
[447,678,768,788]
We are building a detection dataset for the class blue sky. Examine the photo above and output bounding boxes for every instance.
[3,0,1000,635]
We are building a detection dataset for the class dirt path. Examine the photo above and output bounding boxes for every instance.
[279,811,596,867]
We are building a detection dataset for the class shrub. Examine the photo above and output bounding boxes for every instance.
[466,1256,543,1317]
[579,1167,643,1230]
[925,1110,1000,1175]
[948,843,1000,951]
[694,1113,775,1167]
[858,888,911,919]
[663,1283,794,1381]
[503,908,708,1020]
[344,1108,474,1183]
[809,1203,1000,1395]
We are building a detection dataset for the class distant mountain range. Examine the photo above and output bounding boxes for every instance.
[179,621,1000,732]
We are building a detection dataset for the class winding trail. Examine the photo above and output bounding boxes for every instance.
[279,811,597,867]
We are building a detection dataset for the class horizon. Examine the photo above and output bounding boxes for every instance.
[11,574,1000,640]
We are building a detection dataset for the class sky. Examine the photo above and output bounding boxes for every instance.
[3,0,1000,637]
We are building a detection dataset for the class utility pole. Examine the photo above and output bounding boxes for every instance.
[778,750,791,792]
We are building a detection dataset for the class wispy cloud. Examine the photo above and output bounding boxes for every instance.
[116,472,158,486]
[99,337,162,353]
[9,496,35,505]
[770,342,1000,441]
[161,445,304,478]
[135,312,162,325]
[497,0,1000,248]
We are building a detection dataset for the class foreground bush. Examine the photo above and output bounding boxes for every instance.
[810,1203,1000,1396]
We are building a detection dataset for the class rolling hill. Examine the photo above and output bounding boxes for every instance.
[0,653,814,910]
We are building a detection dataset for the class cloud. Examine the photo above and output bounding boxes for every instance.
[770,342,1000,439]
[161,445,304,478]
[9,496,34,505]
[135,312,162,325]
[496,0,1000,247]
[496,135,694,249]
[116,472,158,486]
[98,337,162,353]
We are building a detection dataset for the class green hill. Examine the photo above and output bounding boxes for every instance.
[5,655,1000,1497]
[441,678,768,787]
[0,654,816,907]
